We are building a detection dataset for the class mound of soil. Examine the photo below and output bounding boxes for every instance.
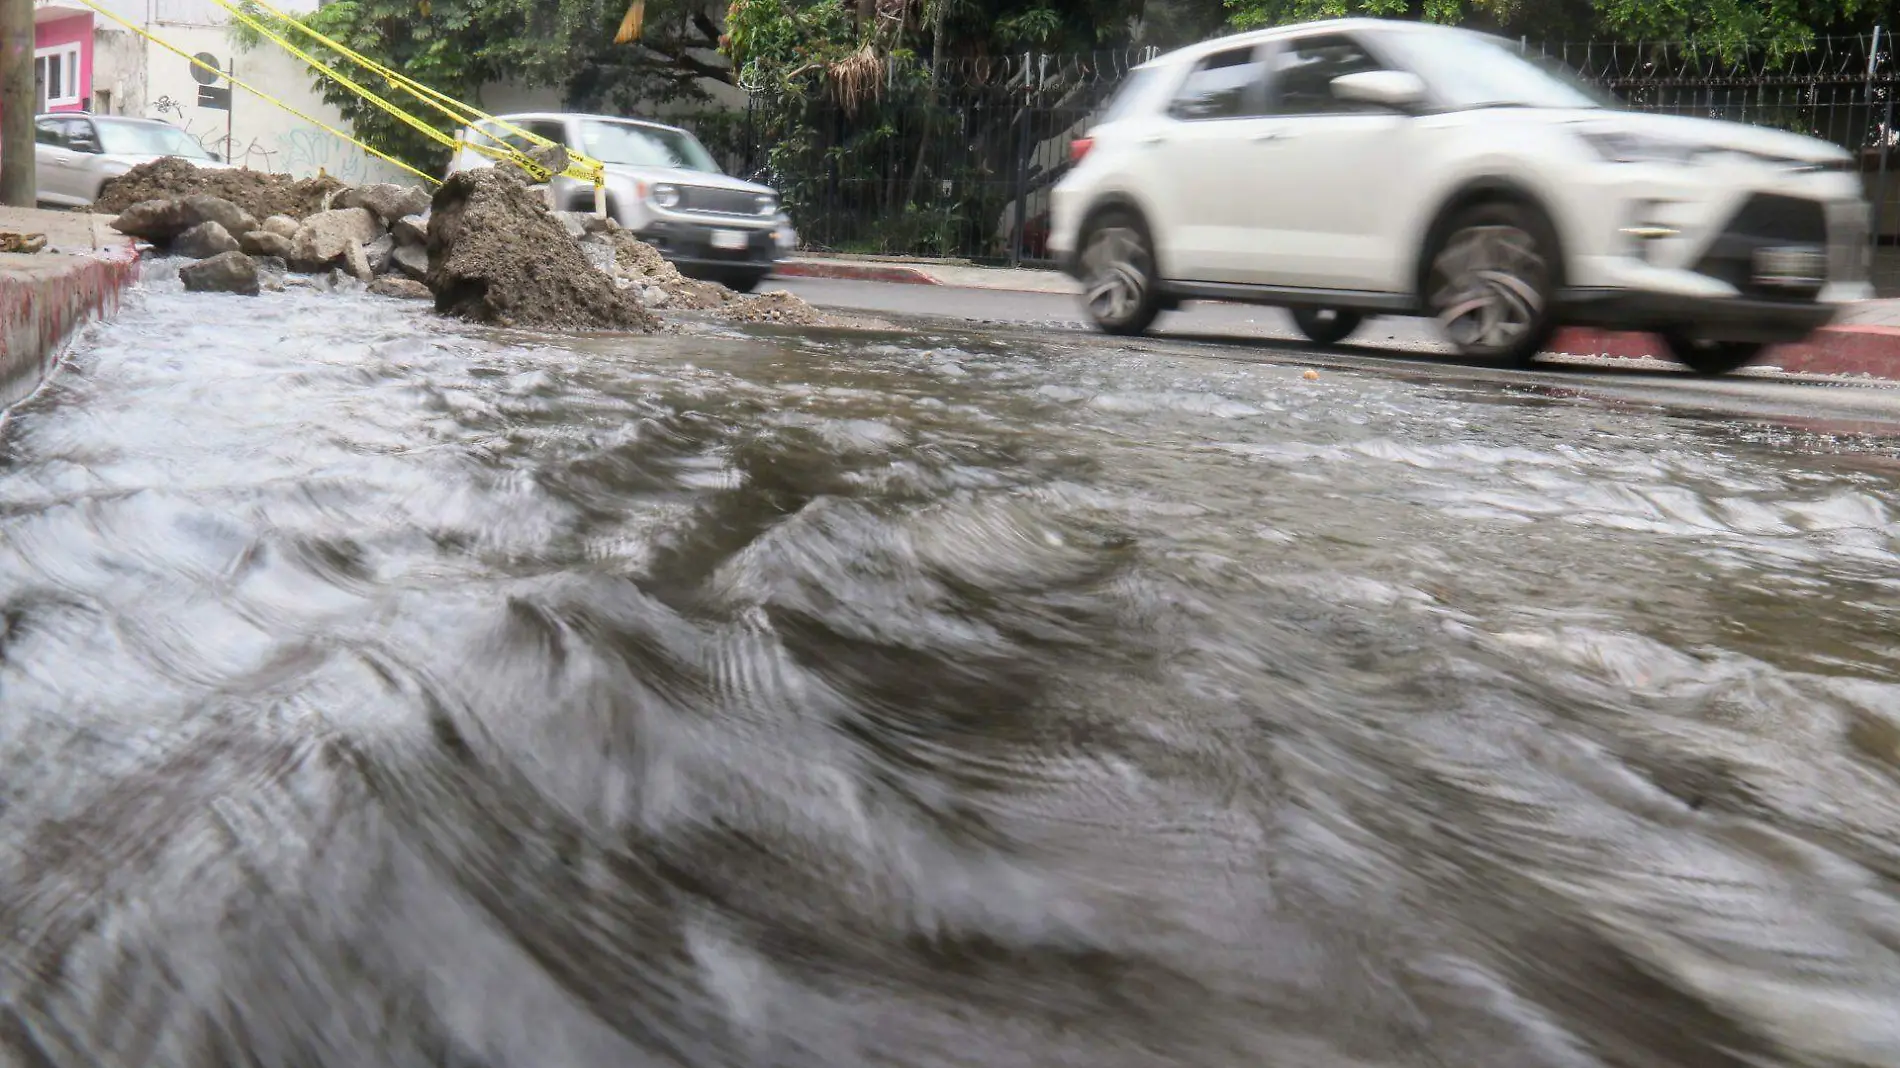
[608,234,732,311]
[722,290,824,326]
[95,158,347,221]
[427,167,655,332]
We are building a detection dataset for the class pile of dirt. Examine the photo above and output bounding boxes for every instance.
[95,157,346,221]
[720,290,825,326]
[607,234,732,311]
[427,167,655,332]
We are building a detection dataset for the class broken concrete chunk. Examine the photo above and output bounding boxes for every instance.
[288,207,382,272]
[172,221,240,259]
[261,214,301,239]
[179,251,261,296]
[239,230,295,259]
[368,276,432,300]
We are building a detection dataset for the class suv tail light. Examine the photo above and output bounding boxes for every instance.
[1070,137,1094,163]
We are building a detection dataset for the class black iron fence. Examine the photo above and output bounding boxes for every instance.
[670,32,1900,291]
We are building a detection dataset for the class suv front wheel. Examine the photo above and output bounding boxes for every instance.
[1662,335,1766,376]
[1079,210,1161,336]
[1424,202,1557,366]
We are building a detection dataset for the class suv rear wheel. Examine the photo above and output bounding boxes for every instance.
[1291,307,1364,346]
[1079,210,1161,336]
[1662,335,1766,376]
[1424,201,1557,366]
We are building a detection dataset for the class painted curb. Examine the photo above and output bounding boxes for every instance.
[774,260,941,286]
[1550,323,1900,381]
[1,244,142,412]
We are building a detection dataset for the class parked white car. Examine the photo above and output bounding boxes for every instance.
[34,115,234,208]
[1049,19,1874,374]
[447,112,795,292]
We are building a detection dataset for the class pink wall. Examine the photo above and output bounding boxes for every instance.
[33,14,94,114]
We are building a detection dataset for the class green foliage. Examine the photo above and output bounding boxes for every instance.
[234,0,736,173]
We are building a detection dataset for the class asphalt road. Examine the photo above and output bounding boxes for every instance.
[767,276,1900,437]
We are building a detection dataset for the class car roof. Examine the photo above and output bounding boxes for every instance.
[1138,17,1448,70]
[477,112,688,136]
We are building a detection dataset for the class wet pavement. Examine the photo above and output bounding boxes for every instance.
[3,274,1900,1067]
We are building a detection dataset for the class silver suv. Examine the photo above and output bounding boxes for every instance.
[34,114,234,208]
[447,112,795,292]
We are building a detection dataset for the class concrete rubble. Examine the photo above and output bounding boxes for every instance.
[92,158,829,331]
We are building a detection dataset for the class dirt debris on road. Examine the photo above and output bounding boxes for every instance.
[96,158,346,221]
[427,167,655,332]
[87,159,832,330]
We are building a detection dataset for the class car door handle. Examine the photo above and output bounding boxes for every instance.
[1137,134,1167,147]
[1251,129,1291,143]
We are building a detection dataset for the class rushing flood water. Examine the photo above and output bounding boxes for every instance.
[4,276,1900,1067]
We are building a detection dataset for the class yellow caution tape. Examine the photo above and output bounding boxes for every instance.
[216,0,609,188]
[71,0,440,186]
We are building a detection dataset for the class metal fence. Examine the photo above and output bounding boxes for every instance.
[672,32,1900,291]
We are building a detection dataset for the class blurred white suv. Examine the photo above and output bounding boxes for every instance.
[1048,19,1874,374]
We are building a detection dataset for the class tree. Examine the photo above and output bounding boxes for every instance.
[236,0,736,171]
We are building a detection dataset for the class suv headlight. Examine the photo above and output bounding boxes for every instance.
[1574,127,1705,165]
[650,183,681,209]
[755,193,778,216]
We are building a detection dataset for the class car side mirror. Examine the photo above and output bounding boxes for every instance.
[69,137,101,154]
[1331,70,1427,111]
[208,151,223,162]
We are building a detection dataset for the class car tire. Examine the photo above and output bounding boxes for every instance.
[1423,201,1558,366]
[1291,307,1364,346]
[1078,209,1162,336]
[719,270,767,294]
[1662,335,1766,376]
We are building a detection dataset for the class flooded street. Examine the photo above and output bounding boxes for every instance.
[5,276,1900,1067]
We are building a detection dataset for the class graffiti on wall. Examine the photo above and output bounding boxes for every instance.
[145,53,409,185]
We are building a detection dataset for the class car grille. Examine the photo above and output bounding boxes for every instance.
[1691,193,1830,300]
[678,186,762,216]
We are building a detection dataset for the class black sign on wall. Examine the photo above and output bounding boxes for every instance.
[193,52,232,111]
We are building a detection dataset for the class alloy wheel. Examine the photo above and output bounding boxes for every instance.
[1080,225,1153,331]
[1427,222,1550,360]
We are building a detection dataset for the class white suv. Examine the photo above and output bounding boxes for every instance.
[1048,19,1874,374]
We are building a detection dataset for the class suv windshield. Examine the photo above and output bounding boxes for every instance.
[93,120,215,159]
[1382,29,1617,111]
[577,120,720,172]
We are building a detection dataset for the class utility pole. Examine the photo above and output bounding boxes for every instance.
[0,0,34,207]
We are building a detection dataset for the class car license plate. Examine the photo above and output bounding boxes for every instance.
[711,229,749,251]
[1753,245,1827,287]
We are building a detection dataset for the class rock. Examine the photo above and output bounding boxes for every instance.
[337,183,433,226]
[239,230,295,259]
[343,239,373,281]
[171,220,240,259]
[577,238,617,275]
[553,211,591,239]
[391,243,430,281]
[426,166,652,331]
[110,194,255,244]
[261,214,301,239]
[110,199,192,243]
[179,251,261,296]
[182,195,257,240]
[368,276,432,300]
[364,234,395,274]
[288,207,381,272]
[391,213,429,247]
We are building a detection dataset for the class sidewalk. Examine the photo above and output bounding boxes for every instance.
[1,207,140,411]
[779,253,1900,382]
